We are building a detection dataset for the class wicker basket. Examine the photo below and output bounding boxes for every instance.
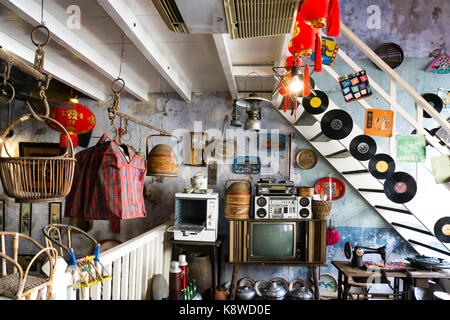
[0,114,76,203]
[312,200,332,220]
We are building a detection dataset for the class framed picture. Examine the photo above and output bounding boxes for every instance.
[258,133,287,151]
[0,199,5,231]
[48,202,62,240]
[19,203,32,236]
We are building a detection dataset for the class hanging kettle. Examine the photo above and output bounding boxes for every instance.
[146,134,179,177]
[224,179,251,220]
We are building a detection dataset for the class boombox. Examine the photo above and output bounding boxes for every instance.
[254,195,312,219]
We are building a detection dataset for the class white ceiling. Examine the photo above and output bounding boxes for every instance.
[0,0,287,102]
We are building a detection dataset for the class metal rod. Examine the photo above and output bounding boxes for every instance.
[408,239,450,257]
[391,222,433,236]
[114,110,169,135]
[0,47,47,82]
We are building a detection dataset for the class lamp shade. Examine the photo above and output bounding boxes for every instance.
[47,101,96,148]
[300,0,329,29]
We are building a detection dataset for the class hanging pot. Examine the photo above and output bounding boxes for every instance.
[224,179,251,220]
[146,134,178,177]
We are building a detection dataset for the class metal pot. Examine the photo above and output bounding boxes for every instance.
[288,286,314,300]
[261,282,286,300]
[236,285,256,300]
[146,134,178,177]
[224,179,251,220]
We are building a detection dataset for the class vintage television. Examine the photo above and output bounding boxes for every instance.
[247,221,306,261]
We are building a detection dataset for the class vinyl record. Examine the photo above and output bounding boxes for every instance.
[368,153,395,179]
[303,90,329,114]
[320,109,353,140]
[422,93,443,118]
[434,217,450,243]
[384,171,417,204]
[349,135,377,161]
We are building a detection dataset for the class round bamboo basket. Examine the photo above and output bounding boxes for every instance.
[312,200,332,220]
[0,114,76,203]
[224,180,251,220]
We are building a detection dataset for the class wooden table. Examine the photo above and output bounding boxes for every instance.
[167,235,225,300]
[332,261,450,300]
[228,261,327,300]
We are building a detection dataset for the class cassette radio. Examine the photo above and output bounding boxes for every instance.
[254,195,312,219]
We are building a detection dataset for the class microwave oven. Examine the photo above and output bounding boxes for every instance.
[172,193,219,242]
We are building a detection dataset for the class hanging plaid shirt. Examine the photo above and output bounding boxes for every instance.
[65,134,147,220]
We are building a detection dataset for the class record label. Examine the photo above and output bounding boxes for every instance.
[303,90,329,115]
[350,135,377,161]
[321,109,353,140]
[384,171,417,204]
[434,217,450,243]
[369,153,395,179]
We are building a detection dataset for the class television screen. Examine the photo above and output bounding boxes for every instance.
[250,223,295,259]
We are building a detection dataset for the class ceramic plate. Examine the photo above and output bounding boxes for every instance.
[238,277,255,288]
[318,273,338,297]
[254,280,268,297]
[269,278,289,292]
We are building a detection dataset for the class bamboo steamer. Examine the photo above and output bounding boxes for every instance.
[297,186,314,197]
[312,200,332,220]
[224,180,251,220]
[146,134,178,177]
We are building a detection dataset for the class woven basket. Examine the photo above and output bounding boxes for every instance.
[312,200,332,220]
[0,114,76,203]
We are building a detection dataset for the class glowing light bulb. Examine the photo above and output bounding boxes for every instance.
[288,75,303,94]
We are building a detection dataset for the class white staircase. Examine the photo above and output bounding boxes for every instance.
[272,22,450,260]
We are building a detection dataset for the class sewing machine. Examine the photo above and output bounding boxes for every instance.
[344,242,386,269]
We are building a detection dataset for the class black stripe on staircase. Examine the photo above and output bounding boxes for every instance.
[374,205,413,215]
[326,149,351,158]
[408,239,450,257]
[391,222,433,236]
[358,188,384,193]
[342,169,369,175]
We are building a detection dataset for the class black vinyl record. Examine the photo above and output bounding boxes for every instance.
[384,171,417,204]
[320,109,353,140]
[422,93,443,118]
[369,153,395,179]
[434,217,450,243]
[349,135,377,161]
[303,90,329,114]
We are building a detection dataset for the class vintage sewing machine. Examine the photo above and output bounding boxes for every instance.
[344,242,386,269]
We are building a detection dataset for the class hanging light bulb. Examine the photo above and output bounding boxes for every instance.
[288,59,304,95]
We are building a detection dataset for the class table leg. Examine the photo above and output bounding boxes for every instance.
[230,264,240,300]
[212,247,216,300]
[337,271,343,300]
[343,275,349,300]
[310,267,320,300]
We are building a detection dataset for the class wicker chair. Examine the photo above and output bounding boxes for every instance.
[0,232,57,300]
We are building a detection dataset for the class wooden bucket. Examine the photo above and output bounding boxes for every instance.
[224,179,251,220]
[146,134,178,177]
[312,200,332,220]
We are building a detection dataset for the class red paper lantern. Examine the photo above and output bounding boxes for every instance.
[47,101,96,148]
[284,55,303,71]
[277,73,291,112]
[288,15,318,57]
[326,227,340,246]
[300,0,329,29]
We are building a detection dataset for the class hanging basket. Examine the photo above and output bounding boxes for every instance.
[0,114,76,203]
[312,200,332,220]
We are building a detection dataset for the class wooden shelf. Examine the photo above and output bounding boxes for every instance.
[227,260,328,267]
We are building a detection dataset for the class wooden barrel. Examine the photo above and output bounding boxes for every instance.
[297,186,314,197]
[224,180,251,220]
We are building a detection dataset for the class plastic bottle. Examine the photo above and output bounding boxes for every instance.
[169,261,182,300]
[178,254,188,290]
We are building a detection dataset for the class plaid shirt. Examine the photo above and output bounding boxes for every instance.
[65,134,147,220]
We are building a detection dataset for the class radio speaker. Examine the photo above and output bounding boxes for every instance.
[297,196,312,219]
[254,195,269,219]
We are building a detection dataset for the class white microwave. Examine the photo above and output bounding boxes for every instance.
[172,193,219,242]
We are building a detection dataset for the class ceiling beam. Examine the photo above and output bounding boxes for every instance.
[97,0,192,102]
[0,30,105,101]
[2,0,148,102]
[212,33,238,100]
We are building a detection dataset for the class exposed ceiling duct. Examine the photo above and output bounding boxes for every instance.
[224,0,299,39]
[152,0,299,38]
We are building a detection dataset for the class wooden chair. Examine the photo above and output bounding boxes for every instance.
[0,232,57,300]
